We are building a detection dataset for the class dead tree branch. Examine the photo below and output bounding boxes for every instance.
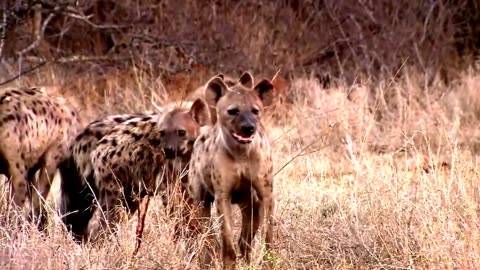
[16,11,55,56]
[61,7,131,29]
[0,1,8,60]
[0,61,48,86]
[0,54,132,86]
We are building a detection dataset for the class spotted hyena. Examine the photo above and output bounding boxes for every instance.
[87,98,209,253]
[0,86,81,229]
[57,112,156,242]
[188,72,276,269]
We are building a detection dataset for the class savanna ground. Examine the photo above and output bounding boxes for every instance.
[2,1,480,269]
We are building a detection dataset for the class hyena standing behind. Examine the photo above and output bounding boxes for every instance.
[58,113,155,242]
[87,98,209,254]
[188,72,276,269]
[0,87,81,230]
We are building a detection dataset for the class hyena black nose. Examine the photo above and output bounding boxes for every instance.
[241,124,256,137]
[163,147,176,159]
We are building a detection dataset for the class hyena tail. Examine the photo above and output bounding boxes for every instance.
[57,155,97,243]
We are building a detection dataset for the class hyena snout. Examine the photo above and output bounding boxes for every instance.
[163,146,176,159]
[240,122,256,137]
[162,142,188,159]
[231,114,257,144]
[160,128,190,159]
[161,136,189,159]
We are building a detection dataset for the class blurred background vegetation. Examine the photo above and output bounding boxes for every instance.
[1,0,480,87]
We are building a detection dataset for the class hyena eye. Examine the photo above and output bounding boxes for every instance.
[160,130,166,137]
[177,129,186,137]
[227,108,239,116]
[252,108,260,115]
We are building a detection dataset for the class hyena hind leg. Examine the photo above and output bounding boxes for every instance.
[86,189,124,244]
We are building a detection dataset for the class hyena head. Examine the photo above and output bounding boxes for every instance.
[201,72,255,125]
[159,98,209,159]
[204,72,274,145]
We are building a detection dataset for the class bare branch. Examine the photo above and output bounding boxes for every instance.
[0,61,48,86]
[61,7,130,29]
[0,54,132,86]
[16,12,55,56]
[32,3,42,38]
[57,54,130,63]
[24,54,132,63]
[274,131,333,177]
[0,1,8,60]
[272,68,281,82]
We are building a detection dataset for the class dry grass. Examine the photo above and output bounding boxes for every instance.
[3,1,480,269]
[2,64,480,269]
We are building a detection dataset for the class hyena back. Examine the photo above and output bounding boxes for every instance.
[87,99,209,253]
[0,87,81,229]
[58,113,154,242]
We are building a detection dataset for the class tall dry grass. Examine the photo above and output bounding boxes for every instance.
[2,64,480,269]
[2,1,480,269]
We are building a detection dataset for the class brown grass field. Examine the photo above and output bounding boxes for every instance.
[1,65,480,270]
[2,0,480,269]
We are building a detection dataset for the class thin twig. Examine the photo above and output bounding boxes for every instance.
[274,129,334,177]
[55,55,130,63]
[272,107,341,144]
[61,8,130,29]
[23,54,131,63]
[272,68,281,82]
[0,54,131,86]
[0,61,48,86]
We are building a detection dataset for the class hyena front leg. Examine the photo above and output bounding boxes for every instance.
[216,192,237,270]
[133,194,151,257]
[253,176,275,270]
[7,159,28,211]
[87,187,123,243]
[238,195,261,264]
[4,158,28,231]
[172,188,198,241]
[197,200,216,268]
[29,153,58,231]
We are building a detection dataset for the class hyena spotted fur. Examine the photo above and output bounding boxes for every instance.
[86,99,209,252]
[58,112,156,242]
[188,72,276,269]
[0,86,81,229]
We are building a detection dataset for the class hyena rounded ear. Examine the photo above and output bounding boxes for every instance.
[189,98,210,126]
[253,79,275,107]
[204,75,229,108]
[214,73,224,80]
[238,71,254,88]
